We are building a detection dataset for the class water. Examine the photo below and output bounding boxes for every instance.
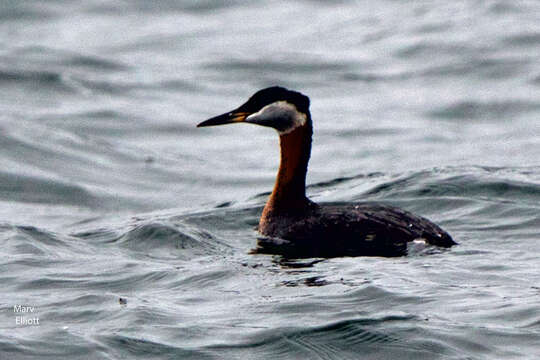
[1,1,539,358]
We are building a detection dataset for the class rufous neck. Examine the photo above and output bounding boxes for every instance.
[267,122,312,209]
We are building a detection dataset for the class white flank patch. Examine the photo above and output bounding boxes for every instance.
[407,238,428,256]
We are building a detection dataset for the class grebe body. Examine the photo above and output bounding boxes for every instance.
[197,87,455,257]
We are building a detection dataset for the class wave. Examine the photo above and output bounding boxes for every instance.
[0,171,98,207]
[427,100,540,120]
[361,166,540,204]
[73,219,232,260]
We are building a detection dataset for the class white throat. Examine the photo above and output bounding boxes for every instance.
[246,101,307,135]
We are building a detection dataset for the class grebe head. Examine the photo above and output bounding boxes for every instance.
[197,86,310,134]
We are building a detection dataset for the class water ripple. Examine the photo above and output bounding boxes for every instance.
[2,1,540,359]
[428,100,540,120]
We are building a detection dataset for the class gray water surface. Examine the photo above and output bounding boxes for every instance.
[1,1,540,359]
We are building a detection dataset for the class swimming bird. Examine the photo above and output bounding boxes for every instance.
[197,86,455,257]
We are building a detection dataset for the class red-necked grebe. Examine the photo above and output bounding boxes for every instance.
[197,86,455,257]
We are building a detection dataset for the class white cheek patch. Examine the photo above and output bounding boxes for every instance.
[246,101,307,134]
